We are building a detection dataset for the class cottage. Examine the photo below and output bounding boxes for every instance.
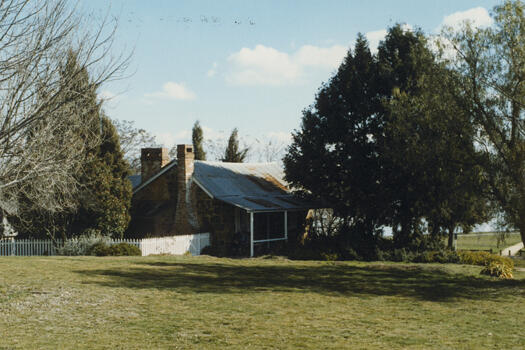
[127,144,315,256]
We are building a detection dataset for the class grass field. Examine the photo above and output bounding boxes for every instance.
[1,256,524,350]
[457,231,523,252]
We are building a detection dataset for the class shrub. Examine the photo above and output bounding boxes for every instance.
[57,232,112,256]
[89,242,111,256]
[480,261,513,279]
[106,243,141,256]
[458,251,514,268]
[413,250,461,264]
[391,248,416,262]
[458,251,514,279]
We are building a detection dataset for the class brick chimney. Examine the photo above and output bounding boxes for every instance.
[174,144,198,234]
[141,148,169,182]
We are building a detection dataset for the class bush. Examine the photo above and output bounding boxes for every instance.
[89,242,111,256]
[57,232,112,256]
[88,242,141,256]
[480,261,513,279]
[458,251,514,268]
[458,251,514,279]
[413,250,461,264]
[106,243,141,256]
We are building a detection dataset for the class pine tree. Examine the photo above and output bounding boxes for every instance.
[284,34,386,249]
[78,116,132,238]
[192,120,206,160]
[222,128,249,162]
[50,51,131,238]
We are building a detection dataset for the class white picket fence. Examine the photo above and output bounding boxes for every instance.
[0,239,58,256]
[0,232,210,257]
[140,233,210,256]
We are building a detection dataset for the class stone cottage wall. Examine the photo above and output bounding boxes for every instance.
[192,182,236,255]
[126,165,178,238]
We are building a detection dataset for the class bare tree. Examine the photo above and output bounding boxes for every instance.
[112,119,158,174]
[0,0,130,233]
[249,137,288,163]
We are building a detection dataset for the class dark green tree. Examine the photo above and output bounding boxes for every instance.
[284,34,386,251]
[222,128,249,162]
[285,26,491,251]
[27,51,132,239]
[192,120,206,160]
[374,25,444,248]
[384,63,491,248]
[73,115,132,238]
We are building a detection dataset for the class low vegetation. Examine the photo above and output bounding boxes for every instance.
[0,256,524,349]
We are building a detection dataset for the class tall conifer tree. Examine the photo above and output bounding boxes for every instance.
[222,128,249,163]
[192,121,206,160]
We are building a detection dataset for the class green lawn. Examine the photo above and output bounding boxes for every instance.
[1,256,524,350]
[457,232,523,252]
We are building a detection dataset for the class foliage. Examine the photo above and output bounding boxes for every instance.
[71,115,132,238]
[443,0,525,244]
[57,231,112,256]
[412,250,461,264]
[458,251,514,268]
[222,128,249,162]
[91,242,141,256]
[284,25,492,250]
[284,33,385,240]
[192,120,206,160]
[480,261,514,279]
[384,52,491,248]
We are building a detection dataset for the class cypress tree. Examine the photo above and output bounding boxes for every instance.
[192,120,206,160]
[59,51,132,238]
[222,128,249,162]
[78,116,132,238]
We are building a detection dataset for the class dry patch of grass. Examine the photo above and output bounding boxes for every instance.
[0,256,524,349]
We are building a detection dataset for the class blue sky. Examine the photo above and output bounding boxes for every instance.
[80,0,501,158]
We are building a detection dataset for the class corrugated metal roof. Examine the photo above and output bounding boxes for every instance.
[193,161,316,212]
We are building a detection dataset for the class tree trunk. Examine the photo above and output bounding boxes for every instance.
[447,225,456,250]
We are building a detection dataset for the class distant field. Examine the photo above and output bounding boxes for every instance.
[457,231,523,252]
[0,256,524,349]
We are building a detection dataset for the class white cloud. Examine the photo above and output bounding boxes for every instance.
[207,62,218,77]
[226,44,346,86]
[439,7,492,31]
[145,82,196,100]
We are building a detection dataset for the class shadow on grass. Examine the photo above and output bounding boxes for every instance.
[75,260,525,302]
